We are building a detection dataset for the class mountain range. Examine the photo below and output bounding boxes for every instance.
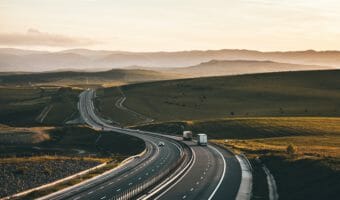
[0,48,339,72]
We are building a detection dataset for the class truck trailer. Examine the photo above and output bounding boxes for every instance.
[197,133,208,146]
[183,131,193,141]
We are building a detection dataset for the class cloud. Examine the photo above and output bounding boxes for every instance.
[0,29,96,47]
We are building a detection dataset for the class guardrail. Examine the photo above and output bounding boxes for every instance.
[111,151,186,200]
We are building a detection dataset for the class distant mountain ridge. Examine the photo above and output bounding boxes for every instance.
[0,48,339,72]
[166,60,334,77]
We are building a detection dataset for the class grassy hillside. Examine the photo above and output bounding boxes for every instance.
[0,69,179,87]
[0,86,80,126]
[118,70,340,123]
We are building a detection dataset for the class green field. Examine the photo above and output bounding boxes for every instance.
[118,70,340,123]
[0,86,80,126]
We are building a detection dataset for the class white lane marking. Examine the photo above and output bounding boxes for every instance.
[207,145,227,200]
[100,196,106,199]
[154,148,196,200]
[108,181,114,185]
[100,186,104,189]
[73,197,81,200]
[88,191,94,194]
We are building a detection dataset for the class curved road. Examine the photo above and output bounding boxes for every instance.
[43,90,185,200]
[45,89,243,200]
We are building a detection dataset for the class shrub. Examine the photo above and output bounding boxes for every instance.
[287,144,298,155]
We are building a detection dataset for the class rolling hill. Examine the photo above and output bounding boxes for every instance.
[103,69,340,123]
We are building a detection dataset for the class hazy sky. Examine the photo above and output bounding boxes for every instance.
[1,0,340,51]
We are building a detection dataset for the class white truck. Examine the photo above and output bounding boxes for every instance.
[197,133,208,146]
[183,131,193,141]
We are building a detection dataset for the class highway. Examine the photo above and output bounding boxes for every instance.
[43,89,242,200]
[42,90,188,200]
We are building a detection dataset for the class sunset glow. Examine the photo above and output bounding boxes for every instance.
[1,0,340,51]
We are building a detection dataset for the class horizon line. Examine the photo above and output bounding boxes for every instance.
[1,47,340,54]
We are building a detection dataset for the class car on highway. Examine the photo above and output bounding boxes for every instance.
[158,141,165,147]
